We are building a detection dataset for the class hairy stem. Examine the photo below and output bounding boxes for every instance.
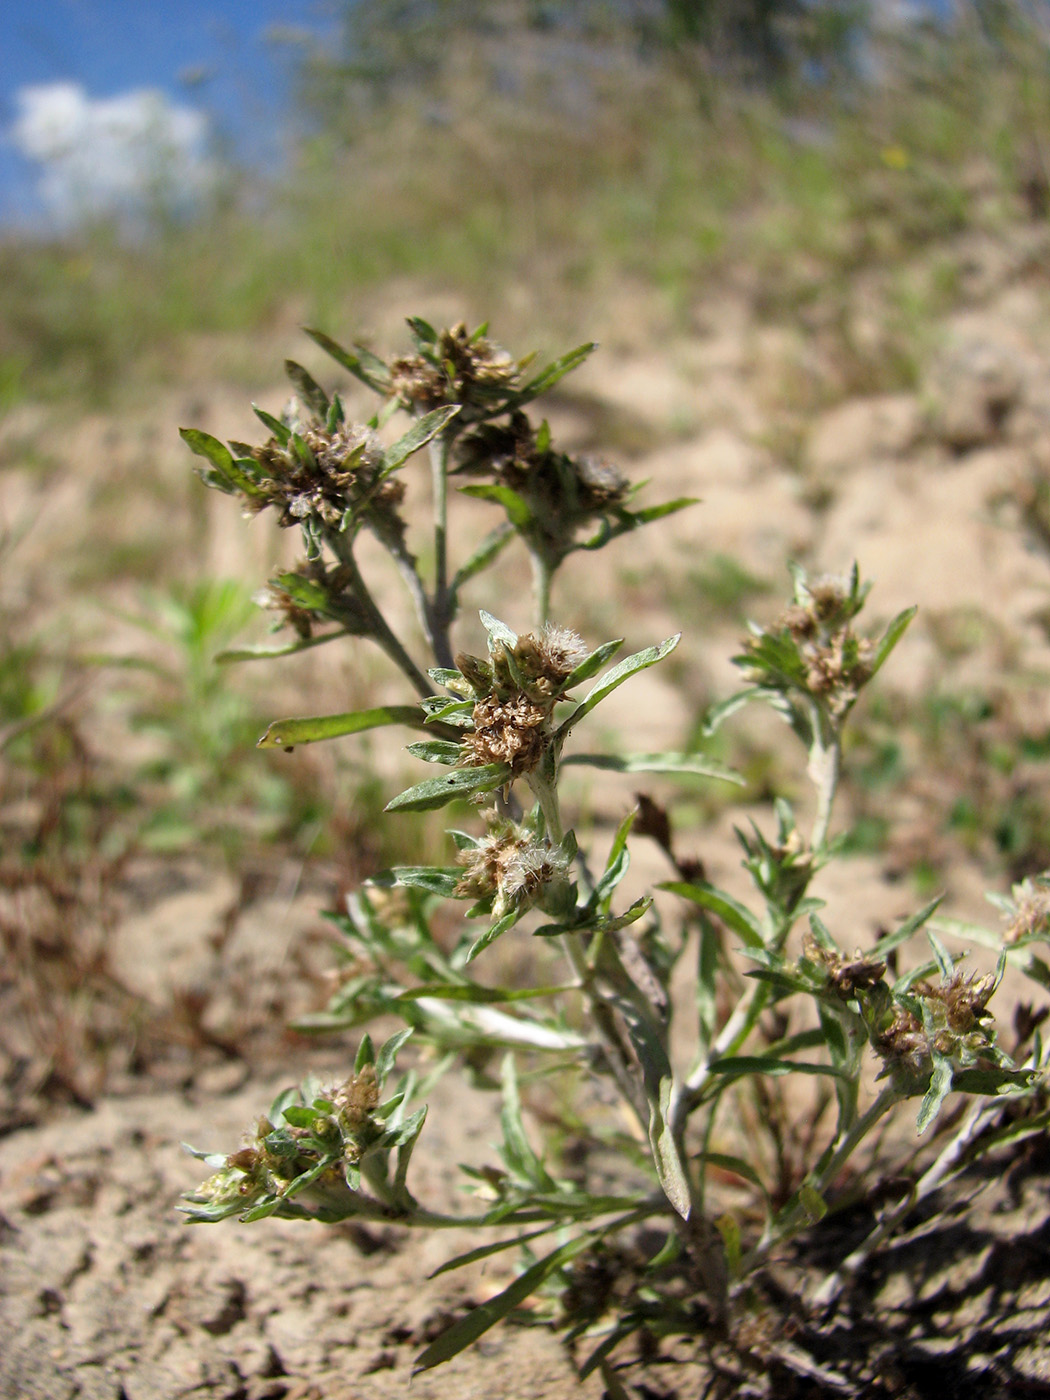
[429,431,454,668]
[530,549,553,630]
[326,532,434,697]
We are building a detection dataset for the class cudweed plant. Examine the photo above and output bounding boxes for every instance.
[180,318,1050,1391]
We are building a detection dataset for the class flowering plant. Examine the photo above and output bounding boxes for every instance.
[180,319,1049,1394]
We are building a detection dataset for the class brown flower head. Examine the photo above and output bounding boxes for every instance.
[462,691,550,775]
[802,932,886,998]
[455,822,570,918]
[390,323,519,411]
[1003,879,1050,945]
[250,421,404,536]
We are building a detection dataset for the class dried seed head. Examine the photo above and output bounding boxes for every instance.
[249,421,403,534]
[504,625,590,698]
[802,933,886,997]
[332,1065,379,1130]
[1003,880,1050,945]
[462,692,550,774]
[919,970,997,1034]
[874,1006,930,1075]
[454,824,569,917]
[391,324,519,410]
[254,582,315,638]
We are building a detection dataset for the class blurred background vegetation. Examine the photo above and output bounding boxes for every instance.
[5,0,1050,407]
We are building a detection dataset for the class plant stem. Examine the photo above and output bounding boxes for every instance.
[326,532,434,697]
[809,1096,1000,1310]
[808,702,841,852]
[429,431,454,668]
[738,1084,900,1279]
[530,549,553,629]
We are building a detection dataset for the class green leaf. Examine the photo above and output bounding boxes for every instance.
[180,427,265,496]
[870,606,918,679]
[428,1225,558,1279]
[303,327,390,393]
[376,1027,414,1086]
[701,1152,769,1198]
[406,739,463,765]
[649,1072,691,1219]
[927,929,955,980]
[660,880,765,951]
[382,405,461,473]
[385,763,512,813]
[917,1055,954,1133]
[466,910,518,963]
[707,1056,850,1083]
[369,867,462,897]
[280,1105,322,1128]
[623,497,698,526]
[479,609,518,650]
[284,359,330,417]
[217,633,343,664]
[562,752,743,784]
[507,342,596,404]
[449,521,516,600]
[355,1034,375,1071]
[257,705,426,749]
[459,482,533,528]
[413,1233,596,1372]
[397,982,571,1004]
[556,635,680,741]
[798,1184,828,1222]
[559,638,624,691]
[869,896,944,958]
[251,404,291,444]
[500,1054,557,1189]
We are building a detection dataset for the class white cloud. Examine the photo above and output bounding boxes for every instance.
[9,82,216,224]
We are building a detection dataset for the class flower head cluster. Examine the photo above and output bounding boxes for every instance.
[874,970,1000,1083]
[745,570,876,719]
[1002,876,1050,945]
[455,817,571,919]
[456,411,630,566]
[454,624,590,775]
[802,932,887,998]
[249,419,406,540]
[390,323,519,412]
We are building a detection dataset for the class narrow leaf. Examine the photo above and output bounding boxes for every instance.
[661,880,765,951]
[369,867,462,896]
[450,521,516,597]
[382,405,461,473]
[303,327,390,393]
[258,705,426,749]
[917,1055,954,1133]
[466,910,518,962]
[559,636,680,734]
[385,763,512,813]
[870,606,918,679]
[217,633,342,664]
[252,404,291,444]
[413,1234,596,1372]
[284,359,329,417]
[406,739,463,765]
[563,752,743,783]
[459,482,533,528]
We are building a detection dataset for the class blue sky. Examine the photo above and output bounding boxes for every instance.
[2,0,341,226]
